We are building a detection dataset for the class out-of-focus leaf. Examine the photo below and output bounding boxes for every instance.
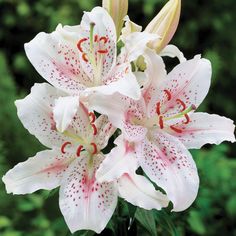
[135,208,157,236]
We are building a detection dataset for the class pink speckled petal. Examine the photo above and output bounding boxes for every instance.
[15,83,72,148]
[2,148,75,194]
[135,130,199,212]
[25,24,91,94]
[96,135,138,182]
[93,115,116,150]
[79,7,117,80]
[170,112,236,149]
[59,153,117,234]
[118,173,169,210]
[147,56,212,118]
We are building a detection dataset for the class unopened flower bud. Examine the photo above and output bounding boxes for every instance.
[103,0,128,39]
[145,0,181,52]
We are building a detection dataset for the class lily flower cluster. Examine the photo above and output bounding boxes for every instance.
[2,0,235,234]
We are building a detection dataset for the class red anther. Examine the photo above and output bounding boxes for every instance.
[61,142,72,154]
[82,53,88,62]
[156,102,161,115]
[99,36,108,44]
[77,38,88,52]
[159,116,164,129]
[90,143,98,155]
[164,90,172,101]
[184,114,190,124]
[97,49,108,54]
[76,145,83,157]
[88,112,96,123]
[176,99,186,111]
[170,125,182,133]
[94,35,98,42]
[91,124,97,136]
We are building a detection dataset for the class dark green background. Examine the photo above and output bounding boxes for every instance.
[0,0,235,235]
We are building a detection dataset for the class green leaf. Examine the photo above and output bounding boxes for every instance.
[135,208,157,236]
[187,210,206,235]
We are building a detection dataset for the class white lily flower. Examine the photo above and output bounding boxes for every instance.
[88,49,235,212]
[2,83,169,233]
[24,7,159,132]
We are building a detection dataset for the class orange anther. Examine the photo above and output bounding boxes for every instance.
[156,102,161,115]
[159,116,164,129]
[82,53,88,62]
[97,49,108,54]
[99,36,108,44]
[76,145,83,157]
[91,124,97,136]
[61,142,72,154]
[88,112,96,123]
[164,90,172,101]
[77,38,88,53]
[90,143,98,155]
[94,35,99,42]
[170,125,182,133]
[176,99,186,111]
[184,114,190,124]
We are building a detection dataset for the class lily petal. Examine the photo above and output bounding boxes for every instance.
[80,7,117,80]
[15,83,71,148]
[171,112,236,149]
[59,154,117,233]
[53,96,79,133]
[86,63,141,100]
[118,173,169,210]
[96,135,138,182]
[160,44,186,63]
[136,130,199,212]
[2,149,75,194]
[24,24,89,94]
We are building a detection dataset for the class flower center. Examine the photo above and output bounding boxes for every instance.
[154,89,196,133]
[77,22,110,86]
[55,112,98,157]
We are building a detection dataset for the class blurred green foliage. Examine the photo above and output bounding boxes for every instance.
[0,0,235,235]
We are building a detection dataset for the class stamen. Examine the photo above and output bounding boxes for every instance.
[164,90,172,101]
[89,22,96,52]
[97,49,108,54]
[99,36,108,44]
[77,38,88,53]
[76,145,83,157]
[89,112,96,123]
[91,124,97,136]
[159,116,164,129]
[184,114,190,124]
[82,53,88,62]
[61,142,72,154]
[94,35,98,42]
[176,99,186,111]
[90,143,98,155]
[170,125,182,133]
[156,102,161,115]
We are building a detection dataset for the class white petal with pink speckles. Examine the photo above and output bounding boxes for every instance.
[96,135,138,182]
[118,173,169,210]
[24,26,90,94]
[160,44,186,63]
[80,7,117,80]
[2,148,75,194]
[53,96,80,133]
[147,55,212,118]
[59,154,117,233]
[135,130,199,212]
[15,83,72,148]
[171,112,236,149]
